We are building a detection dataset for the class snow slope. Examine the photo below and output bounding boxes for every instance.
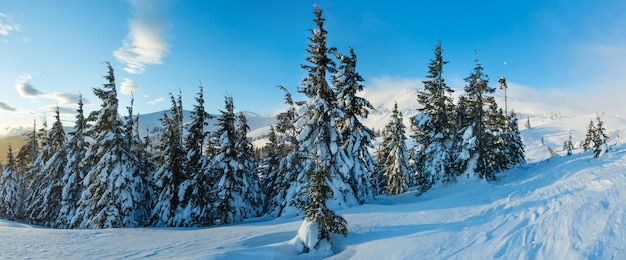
[2,113,626,259]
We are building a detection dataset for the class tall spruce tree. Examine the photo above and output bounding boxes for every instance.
[582,120,595,152]
[184,85,215,226]
[333,47,376,204]
[237,112,264,217]
[564,134,575,156]
[504,113,526,166]
[455,57,498,181]
[381,102,411,195]
[124,97,153,227]
[411,41,456,191]
[59,95,90,228]
[72,62,144,228]
[372,144,388,195]
[211,97,261,224]
[16,120,39,177]
[26,107,67,226]
[593,116,609,158]
[483,103,509,174]
[293,4,351,253]
[0,145,22,221]
[265,86,303,217]
[151,93,191,227]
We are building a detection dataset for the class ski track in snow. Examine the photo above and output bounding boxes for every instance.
[3,114,626,259]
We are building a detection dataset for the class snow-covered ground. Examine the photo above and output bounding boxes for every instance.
[2,111,626,259]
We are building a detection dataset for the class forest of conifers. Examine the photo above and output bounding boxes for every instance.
[0,5,526,253]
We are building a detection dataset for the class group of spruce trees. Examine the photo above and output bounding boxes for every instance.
[0,63,265,228]
[0,4,526,253]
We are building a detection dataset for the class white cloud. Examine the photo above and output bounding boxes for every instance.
[0,13,22,37]
[15,73,43,97]
[147,97,165,105]
[44,105,76,115]
[46,92,82,105]
[0,101,16,111]
[15,73,82,105]
[365,75,626,117]
[113,0,170,74]
[120,78,140,95]
[364,76,422,111]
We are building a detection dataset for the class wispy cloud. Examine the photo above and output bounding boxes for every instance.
[44,105,76,115]
[47,92,83,105]
[15,73,85,105]
[113,0,170,74]
[120,78,140,95]
[147,97,165,105]
[15,73,43,97]
[0,101,16,111]
[0,13,22,37]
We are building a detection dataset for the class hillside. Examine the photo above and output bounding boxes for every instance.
[0,135,25,163]
[2,110,626,258]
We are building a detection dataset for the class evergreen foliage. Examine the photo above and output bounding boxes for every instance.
[26,107,67,226]
[381,103,411,195]
[72,62,145,228]
[124,98,153,227]
[236,111,264,217]
[294,4,352,253]
[58,95,90,228]
[211,96,262,224]
[333,47,376,204]
[564,134,575,156]
[184,85,214,226]
[16,120,39,177]
[583,120,595,152]
[593,117,609,158]
[411,41,456,191]
[0,145,23,220]
[504,114,526,166]
[581,117,609,158]
[151,93,190,227]
[453,57,502,181]
[264,86,303,217]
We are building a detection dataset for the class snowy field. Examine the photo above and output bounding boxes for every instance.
[3,112,626,259]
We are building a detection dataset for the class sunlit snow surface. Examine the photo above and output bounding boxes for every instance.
[3,113,626,259]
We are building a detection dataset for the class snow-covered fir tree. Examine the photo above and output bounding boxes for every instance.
[333,47,376,204]
[258,126,282,212]
[151,93,192,227]
[504,113,526,166]
[582,120,595,152]
[124,98,153,227]
[183,85,215,226]
[237,111,264,216]
[72,62,145,228]
[593,116,609,158]
[454,57,498,181]
[564,134,575,156]
[411,41,457,192]
[0,145,23,221]
[372,144,388,196]
[381,102,411,195]
[293,4,352,253]
[58,95,90,228]
[264,86,304,217]
[211,96,262,224]
[16,120,40,178]
[25,107,67,227]
[483,103,509,174]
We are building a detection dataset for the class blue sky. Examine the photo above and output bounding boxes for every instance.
[1,0,625,134]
